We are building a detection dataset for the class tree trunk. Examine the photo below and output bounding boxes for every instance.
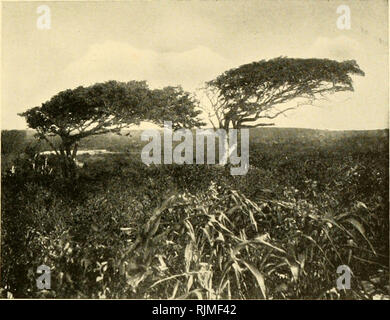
[59,140,77,179]
[218,120,231,166]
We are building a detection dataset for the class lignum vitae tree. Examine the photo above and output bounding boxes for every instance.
[203,57,365,130]
[150,86,205,130]
[199,57,365,165]
[19,80,204,178]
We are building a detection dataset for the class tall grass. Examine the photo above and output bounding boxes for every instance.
[1,133,388,299]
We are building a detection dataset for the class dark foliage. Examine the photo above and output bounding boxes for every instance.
[1,130,388,299]
[205,57,364,129]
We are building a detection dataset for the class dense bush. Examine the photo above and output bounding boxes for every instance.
[1,133,389,299]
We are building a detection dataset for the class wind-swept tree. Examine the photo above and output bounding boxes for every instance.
[19,80,204,177]
[151,86,205,130]
[203,57,365,130]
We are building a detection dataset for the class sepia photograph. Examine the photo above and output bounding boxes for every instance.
[0,0,389,302]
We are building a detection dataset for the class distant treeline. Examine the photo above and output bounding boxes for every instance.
[1,127,389,156]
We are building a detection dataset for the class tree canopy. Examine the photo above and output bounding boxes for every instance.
[150,86,204,130]
[204,57,365,129]
[21,81,151,145]
[19,80,204,177]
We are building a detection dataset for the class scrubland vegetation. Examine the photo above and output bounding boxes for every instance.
[1,128,388,299]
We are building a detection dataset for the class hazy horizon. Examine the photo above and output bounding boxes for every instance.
[6,126,389,134]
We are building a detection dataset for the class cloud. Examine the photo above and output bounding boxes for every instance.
[306,35,362,60]
[61,41,232,91]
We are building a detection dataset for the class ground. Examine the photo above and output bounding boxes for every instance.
[1,128,389,299]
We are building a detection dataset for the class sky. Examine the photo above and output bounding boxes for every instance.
[1,0,388,130]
